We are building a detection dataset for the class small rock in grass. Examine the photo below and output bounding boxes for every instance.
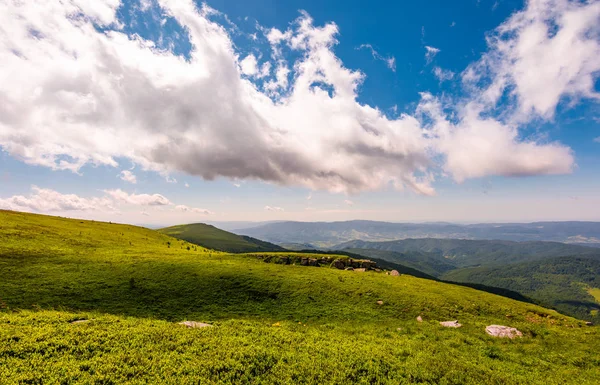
[354,268,366,272]
[396,327,402,331]
[440,320,462,328]
[345,267,354,271]
[70,319,90,325]
[485,325,522,338]
[585,321,593,326]
[179,321,213,329]
[376,300,384,305]
[390,270,400,276]
[416,316,423,323]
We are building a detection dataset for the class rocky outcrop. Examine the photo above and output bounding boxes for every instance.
[485,325,522,338]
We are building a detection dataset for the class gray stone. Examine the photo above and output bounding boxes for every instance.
[485,325,522,338]
[179,321,213,329]
[70,319,90,325]
[390,270,400,276]
[440,320,462,328]
[333,259,345,269]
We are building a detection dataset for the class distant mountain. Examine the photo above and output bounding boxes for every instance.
[442,256,600,322]
[234,220,600,247]
[158,223,286,253]
[333,238,599,269]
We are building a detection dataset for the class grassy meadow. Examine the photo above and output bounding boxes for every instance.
[1,210,599,384]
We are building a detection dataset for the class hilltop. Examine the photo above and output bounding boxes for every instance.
[158,222,285,253]
[1,210,599,384]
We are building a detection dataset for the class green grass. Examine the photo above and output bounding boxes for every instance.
[1,210,600,384]
[588,288,600,303]
[158,222,285,253]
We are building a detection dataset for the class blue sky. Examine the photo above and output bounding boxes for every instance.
[0,0,599,225]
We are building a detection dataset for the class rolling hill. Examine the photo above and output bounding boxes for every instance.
[235,220,600,247]
[158,222,286,253]
[1,210,599,384]
[333,238,599,270]
[442,256,600,323]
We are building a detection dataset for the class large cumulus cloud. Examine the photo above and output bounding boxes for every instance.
[0,0,596,195]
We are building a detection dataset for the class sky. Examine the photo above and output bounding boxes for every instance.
[0,0,599,225]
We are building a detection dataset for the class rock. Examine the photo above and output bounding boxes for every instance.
[485,325,522,338]
[333,259,345,269]
[416,316,423,322]
[440,320,462,328]
[308,258,318,267]
[361,261,377,269]
[351,260,361,268]
[396,327,402,331]
[344,267,354,271]
[390,270,400,276]
[278,256,290,265]
[318,258,330,265]
[585,321,593,326]
[354,268,366,272]
[374,268,381,272]
[179,321,213,329]
[300,258,309,266]
[70,319,90,325]
[376,300,384,305]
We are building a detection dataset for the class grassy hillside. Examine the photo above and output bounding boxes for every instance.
[334,238,599,269]
[1,210,599,384]
[158,222,285,253]
[442,256,600,323]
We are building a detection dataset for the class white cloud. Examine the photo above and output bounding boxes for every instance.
[174,204,213,215]
[594,137,600,143]
[425,46,440,64]
[0,0,591,197]
[357,44,396,72]
[239,53,258,76]
[104,189,171,206]
[432,66,455,82]
[119,170,137,184]
[184,182,189,187]
[0,186,115,212]
[462,0,600,120]
[264,205,284,211]
[344,199,354,206]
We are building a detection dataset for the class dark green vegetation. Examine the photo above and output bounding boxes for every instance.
[443,256,600,323]
[335,239,600,321]
[1,210,600,384]
[159,222,285,253]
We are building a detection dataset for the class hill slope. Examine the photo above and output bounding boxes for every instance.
[159,222,285,253]
[442,256,600,322]
[334,238,598,270]
[1,210,599,384]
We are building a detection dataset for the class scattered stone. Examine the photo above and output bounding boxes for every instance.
[585,321,593,326]
[179,321,213,329]
[440,320,462,328]
[416,316,423,323]
[70,319,90,325]
[376,300,384,305]
[344,267,354,271]
[390,270,400,276]
[300,258,309,266]
[485,325,522,338]
[308,258,318,267]
[333,259,345,269]
[396,327,402,331]
[354,268,366,272]
[374,268,381,272]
